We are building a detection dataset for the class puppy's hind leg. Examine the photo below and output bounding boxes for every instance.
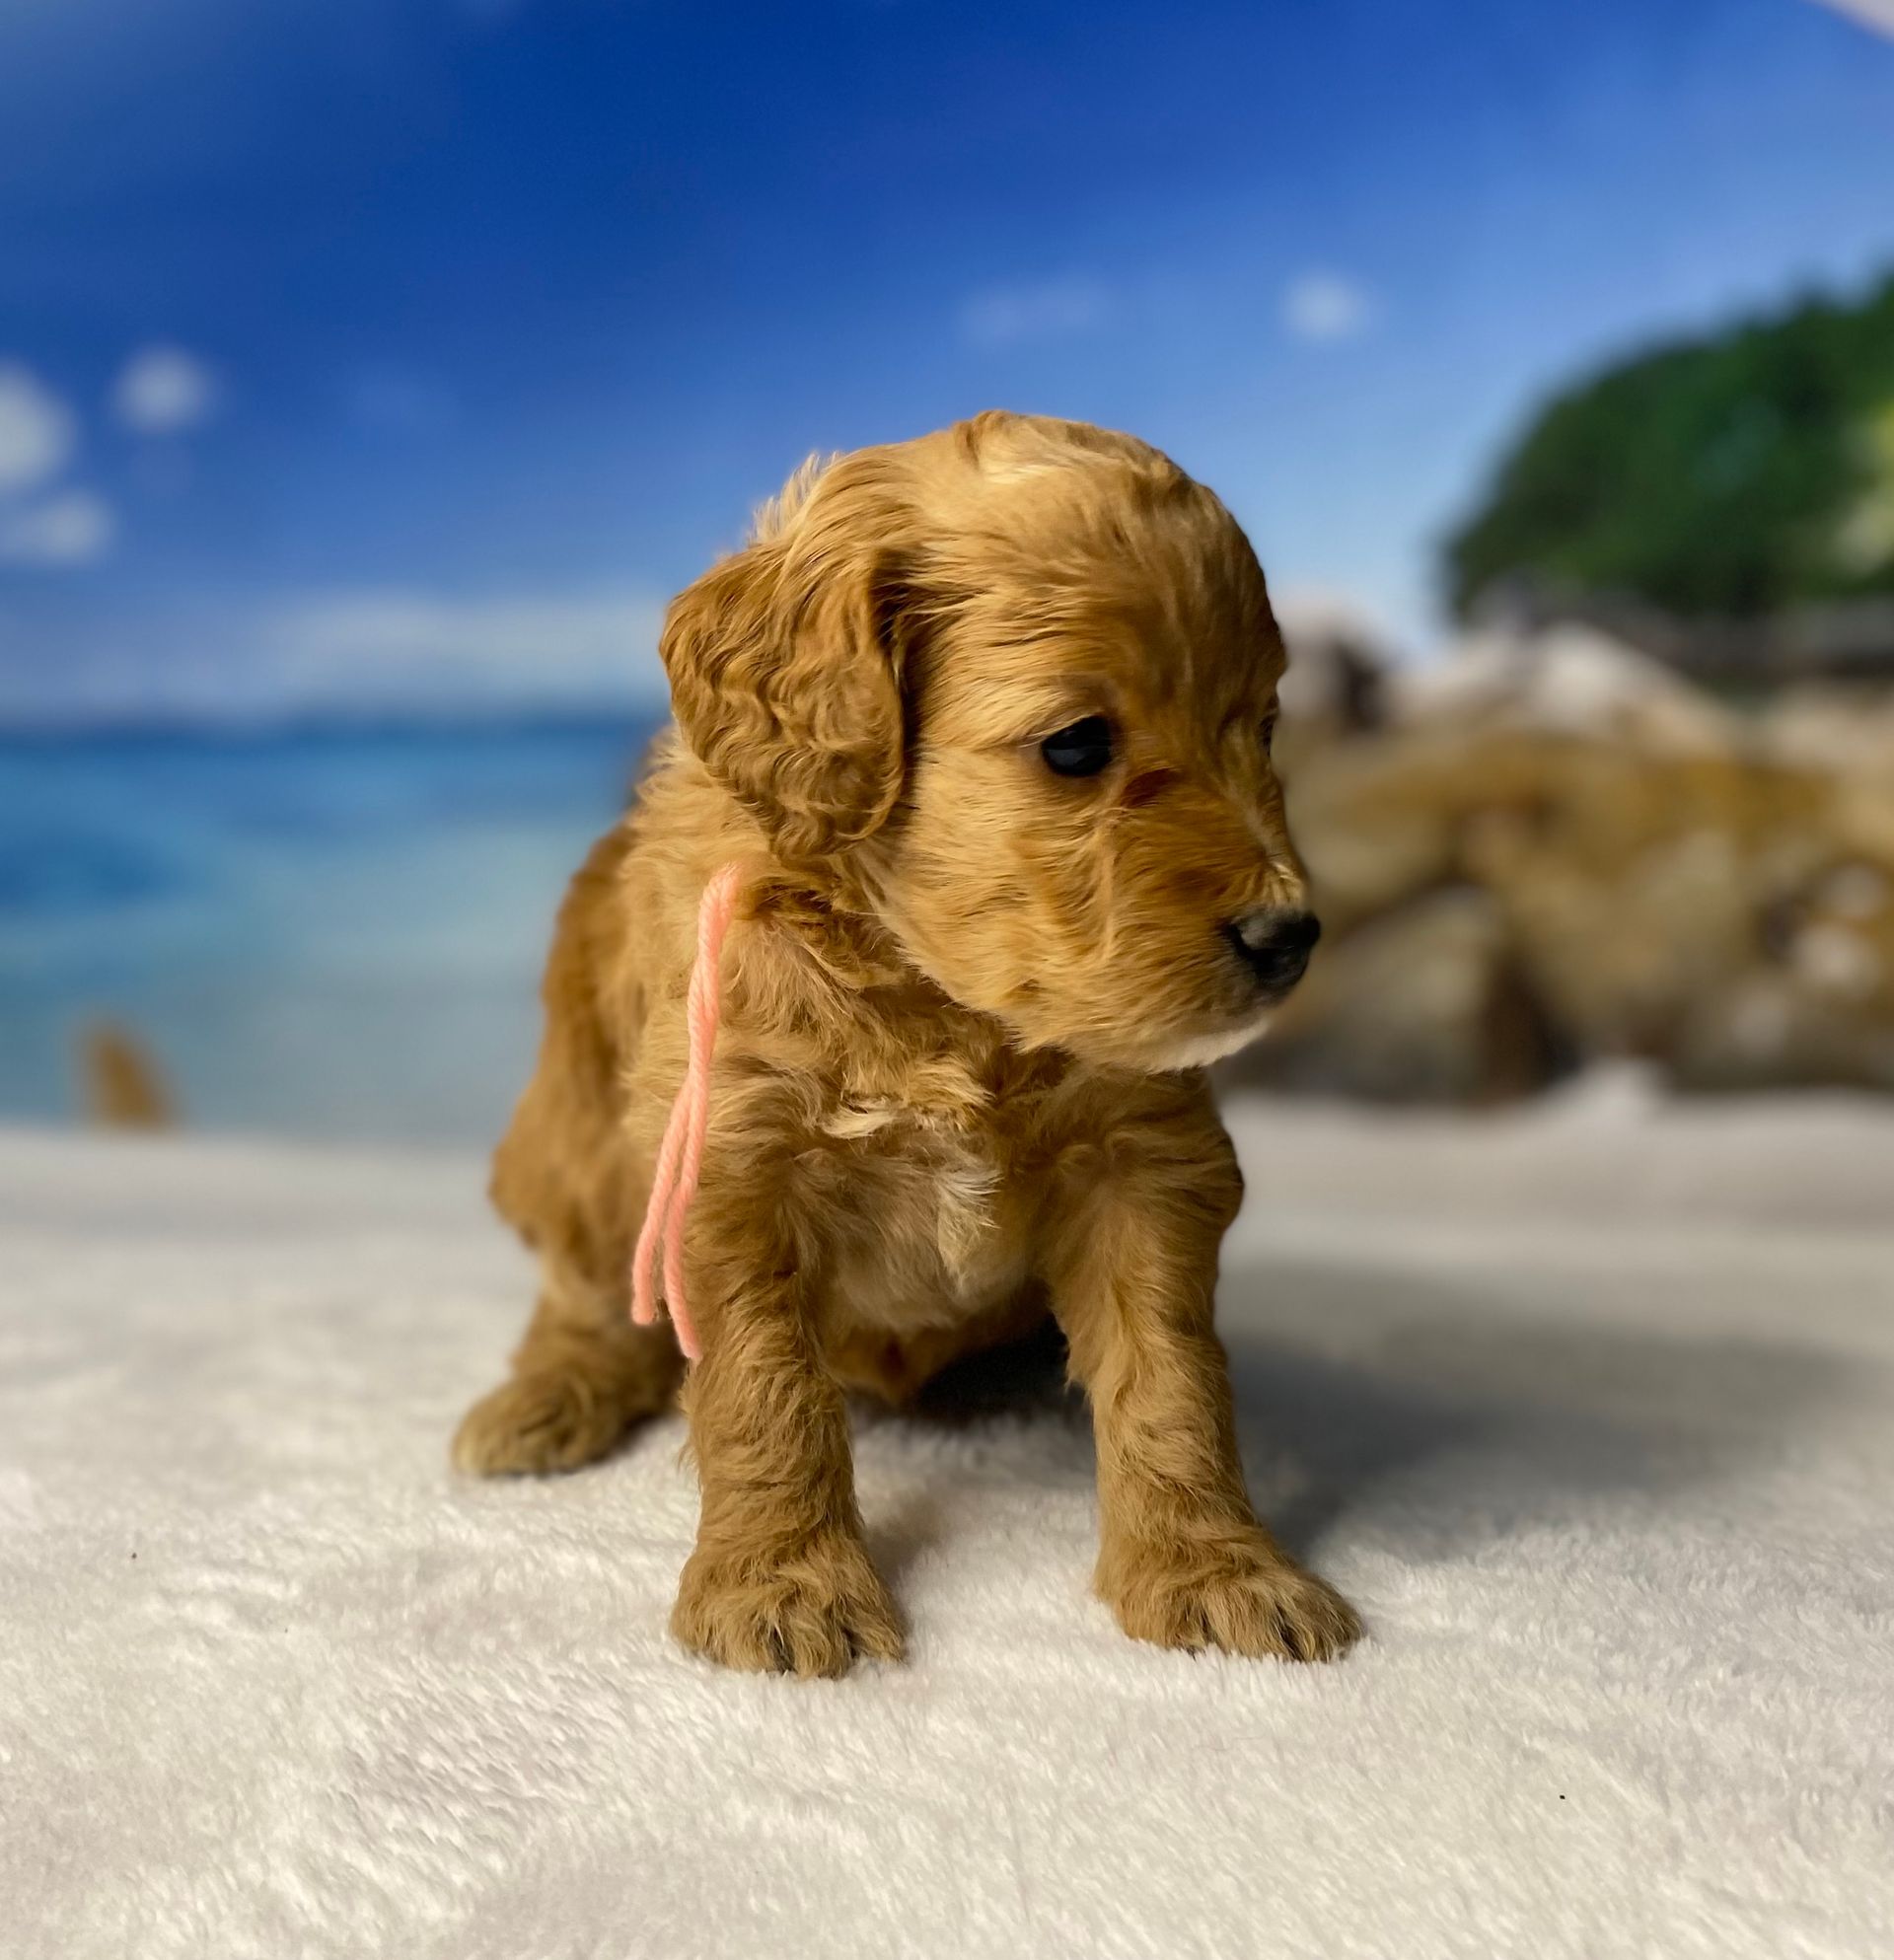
[453,1270,684,1477]
[455,819,677,1475]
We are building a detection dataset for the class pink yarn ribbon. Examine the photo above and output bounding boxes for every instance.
[630,862,744,1362]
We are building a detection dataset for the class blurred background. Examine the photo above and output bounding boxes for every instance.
[3,0,1893,1144]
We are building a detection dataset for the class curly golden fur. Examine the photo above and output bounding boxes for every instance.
[454,411,1361,1675]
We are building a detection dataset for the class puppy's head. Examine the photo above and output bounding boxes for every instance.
[662,411,1313,1072]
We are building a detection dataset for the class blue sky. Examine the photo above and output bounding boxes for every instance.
[1,0,1892,719]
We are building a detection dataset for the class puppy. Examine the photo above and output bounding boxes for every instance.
[454,411,1361,1676]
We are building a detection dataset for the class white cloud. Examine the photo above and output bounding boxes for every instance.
[0,362,76,495]
[0,584,673,725]
[0,489,115,567]
[959,276,1113,350]
[1810,1,1894,36]
[1281,271,1374,344]
[113,345,220,435]
[253,587,670,713]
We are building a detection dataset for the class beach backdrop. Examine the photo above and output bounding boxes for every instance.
[0,718,653,1139]
[4,0,1894,1142]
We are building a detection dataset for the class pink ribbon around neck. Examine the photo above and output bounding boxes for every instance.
[629,862,744,1363]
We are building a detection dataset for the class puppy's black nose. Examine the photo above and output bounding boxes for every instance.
[1224,907,1321,994]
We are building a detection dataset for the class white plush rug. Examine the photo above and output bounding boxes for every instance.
[4,1080,1892,1959]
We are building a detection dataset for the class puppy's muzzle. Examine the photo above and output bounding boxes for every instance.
[1224,907,1321,997]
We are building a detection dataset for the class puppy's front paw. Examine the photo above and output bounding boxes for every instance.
[672,1530,905,1678]
[1100,1532,1361,1663]
[451,1370,629,1477]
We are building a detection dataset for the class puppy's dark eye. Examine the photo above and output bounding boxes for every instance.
[1260,709,1278,756]
[1040,715,1114,778]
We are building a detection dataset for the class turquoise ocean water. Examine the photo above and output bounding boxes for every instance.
[0,718,658,1144]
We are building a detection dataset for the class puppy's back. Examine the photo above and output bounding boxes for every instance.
[488,818,642,1279]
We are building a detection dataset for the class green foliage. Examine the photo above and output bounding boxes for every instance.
[1446,274,1894,619]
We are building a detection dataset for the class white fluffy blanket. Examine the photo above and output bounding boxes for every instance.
[4,1082,1892,1958]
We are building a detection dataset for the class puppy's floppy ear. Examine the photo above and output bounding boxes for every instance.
[661,456,911,862]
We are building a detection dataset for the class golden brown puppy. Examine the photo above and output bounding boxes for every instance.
[454,411,1361,1676]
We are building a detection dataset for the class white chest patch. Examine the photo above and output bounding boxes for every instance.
[821,1095,1016,1311]
[821,1103,900,1140]
[932,1143,1004,1282]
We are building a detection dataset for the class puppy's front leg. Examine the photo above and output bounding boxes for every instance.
[1046,1121,1360,1663]
[669,1177,902,1678]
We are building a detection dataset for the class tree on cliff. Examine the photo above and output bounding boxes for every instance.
[1446,273,1894,621]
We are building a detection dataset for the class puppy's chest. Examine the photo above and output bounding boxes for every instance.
[817,1064,1051,1319]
